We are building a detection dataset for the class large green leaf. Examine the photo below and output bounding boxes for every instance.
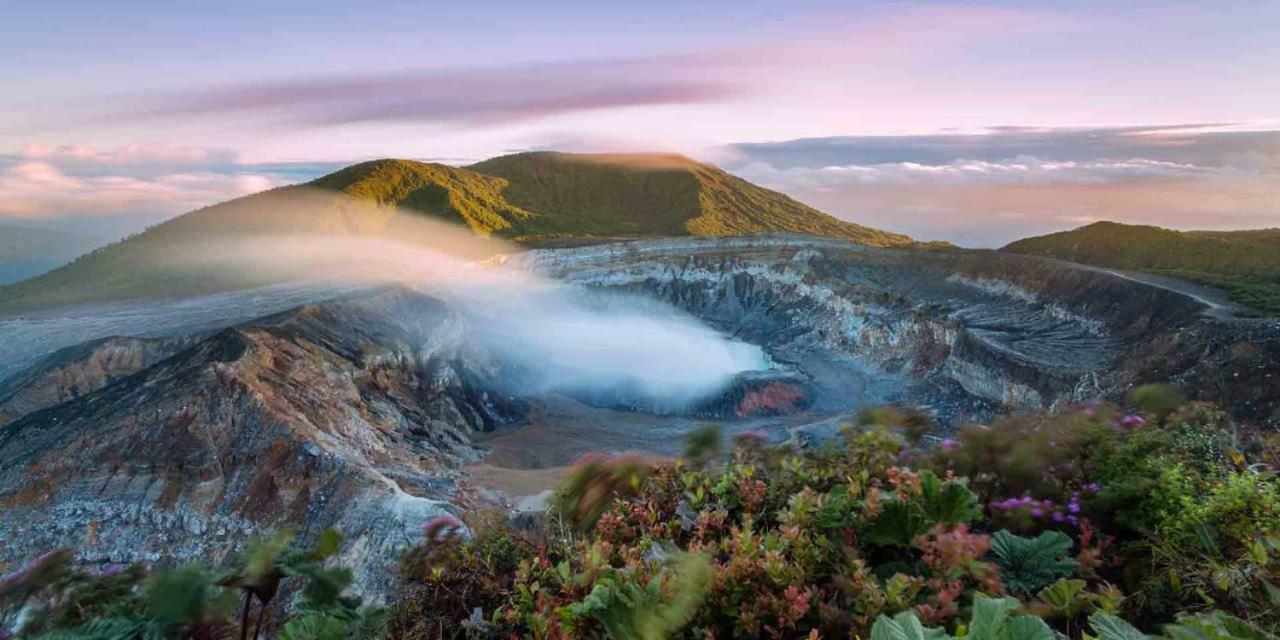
[919,471,982,525]
[1037,578,1087,616]
[1163,611,1279,640]
[967,594,1018,640]
[990,530,1079,593]
[865,500,930,547]
[1089,611,1151,640]
[568,551,712,640]
[1004,615,1056,640]
[868,611,951,640]
[868,600,1050,640]
[143,566,221,628]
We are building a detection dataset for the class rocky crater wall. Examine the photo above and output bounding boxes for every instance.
[519,235,1217,421]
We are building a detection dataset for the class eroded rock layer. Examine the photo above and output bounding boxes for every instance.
[520,235,1274,423]
[0,289,525,595]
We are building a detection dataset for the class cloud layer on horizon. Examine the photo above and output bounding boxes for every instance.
[4,125,1280,248]
[0,144,345,237]
[727,126,1280,247]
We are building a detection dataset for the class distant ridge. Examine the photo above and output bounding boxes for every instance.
[0,152,914,310]
[1004,221,1280,314]
[0,224,104,285]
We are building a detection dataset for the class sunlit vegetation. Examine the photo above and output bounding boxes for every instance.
[1005,221,1280,315]
[5,386,1278,638]
[389,385,1280,638]
[470,152,915,246]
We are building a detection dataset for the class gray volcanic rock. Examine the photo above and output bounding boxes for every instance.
[0,288,526,596]
[519,235,1276,425]
[0,334,203,424]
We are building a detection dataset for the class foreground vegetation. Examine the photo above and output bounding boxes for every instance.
[392,387,1280,639]
[3,386,1278,638]
[1004,221,1280,314]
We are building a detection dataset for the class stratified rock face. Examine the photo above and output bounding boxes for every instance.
[0,334,202,424]
[520,235,1273,423]
[0,289,526,596]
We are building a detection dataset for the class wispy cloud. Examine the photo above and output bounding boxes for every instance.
[120,55,744,129]
[731,126,1280,171]
[738,156,1230,188]
[728,126,1280,246]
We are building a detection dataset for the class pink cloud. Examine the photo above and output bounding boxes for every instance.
[0,159,278,219]
[16,142,240,171]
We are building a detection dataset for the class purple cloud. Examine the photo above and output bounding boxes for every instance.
[129,56,744,128]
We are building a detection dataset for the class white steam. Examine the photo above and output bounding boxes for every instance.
[161,192,767,407]
[465,285,768,407]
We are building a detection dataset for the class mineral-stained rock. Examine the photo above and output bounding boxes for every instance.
[520,235,1278,425]
[0,288,526,597]
[0,334,202,425]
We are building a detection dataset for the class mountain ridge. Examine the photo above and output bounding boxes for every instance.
[0,152,915,310]
[1003,220,1280,314]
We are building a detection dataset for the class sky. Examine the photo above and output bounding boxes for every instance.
[1,0,1278,246]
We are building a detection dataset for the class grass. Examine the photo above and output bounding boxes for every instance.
[1004,221,1280,315]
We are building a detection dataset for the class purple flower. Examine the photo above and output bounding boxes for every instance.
[941,438,959,451]
[1081,400,1101,418]
[1067,500,1081,514]
[1030,508,1045,518]
[96,563,125,577]
[1085,482,1101,492]
[1120,415,1146,427]
[1068,515,1079,526]
[1051,512,1066,522]
[0,550,62,590]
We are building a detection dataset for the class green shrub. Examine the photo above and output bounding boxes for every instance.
[0,531,376,640]
[5,393,1278,639]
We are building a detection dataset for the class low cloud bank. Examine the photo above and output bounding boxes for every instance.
[727,126,1280,246]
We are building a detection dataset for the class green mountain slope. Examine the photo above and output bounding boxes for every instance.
[1003,221,1280,314]
[469,152,913,245]
[0,153,913,310]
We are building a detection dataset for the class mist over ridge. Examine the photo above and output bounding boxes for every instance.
[0,193,770,410]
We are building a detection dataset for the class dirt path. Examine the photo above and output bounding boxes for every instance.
[1094,268,1246,320]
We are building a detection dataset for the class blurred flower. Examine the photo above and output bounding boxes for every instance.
[1119,415,1146,427]
[95,563,125,577]
[423,514,464,542]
